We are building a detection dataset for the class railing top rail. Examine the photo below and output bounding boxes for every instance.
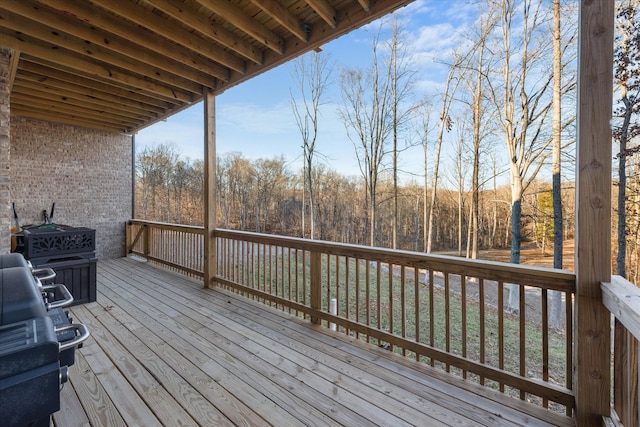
[214,228,576,292]
[127,221,575,292]
[129,219,206,234]
[602,275,640,341]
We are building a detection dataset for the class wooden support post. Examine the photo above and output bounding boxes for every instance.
[204,89,217,289]
[0,49,13,255]
[310,251,322,325]
[575,0,614,425]
[143,224,150,258]
[125,221,131,255]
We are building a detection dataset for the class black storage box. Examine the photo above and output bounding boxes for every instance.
[38,258,97,306]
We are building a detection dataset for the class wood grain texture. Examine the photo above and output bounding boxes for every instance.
[574,0,615,425]
[59,257,574,426]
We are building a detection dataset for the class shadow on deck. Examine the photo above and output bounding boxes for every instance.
[54,257,574,426]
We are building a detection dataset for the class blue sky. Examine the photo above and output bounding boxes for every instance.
[135,1,479,181]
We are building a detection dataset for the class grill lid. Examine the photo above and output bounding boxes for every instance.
[0,267,46,326]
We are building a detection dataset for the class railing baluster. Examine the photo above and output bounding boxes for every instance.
[302,249,307,308]
[356,257,361,340]
[542,288,549,408]
[498,280,504,393]
[310,250,321,325]
[461,274,467,379]
[366,259,370,344]
[566,290,572,407]
[287,246,292,314]
[274,246,283,307]
[414,266,420,362]
[429,269,434,367]
[401,265,406,356]
[345,257,350,336]
[326,254,331,328]
[479,278,485,385]
[445,272,450,373]
[336,255,341,332]
[520,282,526,401]
[389,263,394,350]
[376,261,381,345]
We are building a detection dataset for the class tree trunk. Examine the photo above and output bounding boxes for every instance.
[550,0,564,328]
[507,170,523,313]
[427,64,462,253]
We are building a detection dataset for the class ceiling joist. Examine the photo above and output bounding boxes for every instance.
[143,0,260,66]
[1,0,412,133]
[192,0,285,54]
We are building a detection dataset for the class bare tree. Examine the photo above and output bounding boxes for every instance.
[387,19,418,249]
[339,26,392,246]
[453,118,470,256]
[417,101,433,252]
[613,0,640,278]
[290,51,331,240]
[550,0,563,327]
[485,0,559,312]
[426,56,466,253]
[461,10,497,258]
[136,144,178,221]
[252,157,288,233]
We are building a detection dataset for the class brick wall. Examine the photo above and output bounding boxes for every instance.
[0,49,12,255]
[10,116,132,259]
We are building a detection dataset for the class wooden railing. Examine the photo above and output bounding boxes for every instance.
[602,276,640,427]
[125,220,576,413]
[126,220,205,278]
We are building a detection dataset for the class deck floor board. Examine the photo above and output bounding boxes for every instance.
[52,257,574,426]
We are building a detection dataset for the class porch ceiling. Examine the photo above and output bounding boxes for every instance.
[0,0,412,134]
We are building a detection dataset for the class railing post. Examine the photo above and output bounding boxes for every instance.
[143,224,150,257]
[125,221,131,255]
[310,250,322,325]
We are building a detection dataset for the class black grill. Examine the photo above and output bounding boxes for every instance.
[0,254,89,426]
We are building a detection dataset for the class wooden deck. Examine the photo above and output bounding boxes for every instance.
[53,257,574,426]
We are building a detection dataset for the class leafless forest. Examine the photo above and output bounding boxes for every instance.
[135,147,575,255]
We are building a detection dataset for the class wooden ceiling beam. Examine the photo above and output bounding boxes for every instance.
[193,0,285,54]
[11,106,130,133]
[304,0,337,28]
[247,0,309,42]
[3,0,414,134]
[37,0,242,76]
[21,55,191,109]
[88,0,244,73]
[2,0,222,87]
[356,0,371,12]
[18,59,177,110]
[13,78,154,122]
[0,31,195,103]
[12,92,147,127]
[142,0,260,66]
[0,9,207,94]
[8,49,20,91]
[1,4,220,88]
[17,70,164,117]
